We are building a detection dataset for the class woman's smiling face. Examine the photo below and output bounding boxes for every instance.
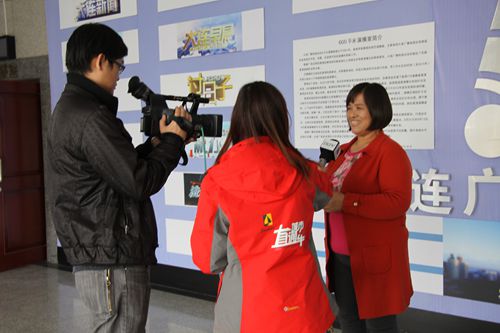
[347,93,373,136]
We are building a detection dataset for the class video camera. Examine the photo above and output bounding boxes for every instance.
[127,76,223,139]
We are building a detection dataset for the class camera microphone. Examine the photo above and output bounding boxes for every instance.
[319,138,340,168]
[164,94,210,104]
[128,76,152,101]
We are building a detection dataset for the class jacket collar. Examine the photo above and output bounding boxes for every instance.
[66,73,118,115]
[341,130,387,157]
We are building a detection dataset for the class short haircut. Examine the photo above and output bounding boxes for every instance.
[346,82,393,130]
[65,23,128,74]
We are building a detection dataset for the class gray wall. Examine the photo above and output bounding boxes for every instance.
[0,0,56,264]
[0,0,48,58]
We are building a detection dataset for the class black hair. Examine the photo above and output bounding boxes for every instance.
[346,82,393,130]
[65,23,128,74]
[216,81,310,178]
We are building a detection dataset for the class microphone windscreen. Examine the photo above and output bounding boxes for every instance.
[128,76,140,93]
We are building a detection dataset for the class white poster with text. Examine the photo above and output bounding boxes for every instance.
[293,22,435,149]
[158,0,218,12]
[293,0,375,14]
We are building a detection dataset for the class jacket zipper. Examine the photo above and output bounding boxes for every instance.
[105,268,113,314]
[124,203,129,235]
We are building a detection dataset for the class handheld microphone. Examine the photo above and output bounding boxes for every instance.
[319,138,340,168]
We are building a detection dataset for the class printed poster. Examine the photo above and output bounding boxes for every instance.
[59,0,137,29]
[160,65,265,108]
[293,22,435,149]
[159,9,264,61]
[293,0,375,14]
[158,0,219,12]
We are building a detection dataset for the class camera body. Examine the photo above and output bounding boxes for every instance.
[128,76,223,138]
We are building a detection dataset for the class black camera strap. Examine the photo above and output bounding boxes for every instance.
[168,115,192,166]
[179,149,188,166]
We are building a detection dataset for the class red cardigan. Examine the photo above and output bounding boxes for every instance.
[325,132,413,319]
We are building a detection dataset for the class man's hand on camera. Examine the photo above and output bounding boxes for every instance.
[159,106,192,140]
[151,136,161,147]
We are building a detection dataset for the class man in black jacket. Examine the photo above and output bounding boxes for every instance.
[48,23,190,332]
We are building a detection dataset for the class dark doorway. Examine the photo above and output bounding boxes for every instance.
[0,79,46,271]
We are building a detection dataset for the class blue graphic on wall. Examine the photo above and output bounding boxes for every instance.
[443,218,500,304]
[177,13,242,59]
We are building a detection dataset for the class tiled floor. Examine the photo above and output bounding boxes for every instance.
[0,265,343,333]
[0,265,215,333]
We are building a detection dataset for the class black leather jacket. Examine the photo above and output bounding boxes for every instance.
[48,73,184,266]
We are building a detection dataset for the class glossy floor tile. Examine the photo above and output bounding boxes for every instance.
[0,265,214,333]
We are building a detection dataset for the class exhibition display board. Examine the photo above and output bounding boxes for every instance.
[45,0,500,327]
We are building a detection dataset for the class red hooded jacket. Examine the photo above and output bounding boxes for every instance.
[191,137,335,332]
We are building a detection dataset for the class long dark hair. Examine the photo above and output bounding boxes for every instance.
[215,81,310,178]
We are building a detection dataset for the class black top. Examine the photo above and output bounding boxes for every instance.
[48,73,184,266]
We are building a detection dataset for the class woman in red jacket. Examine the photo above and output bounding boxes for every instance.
[324,82,413,333]
[191,81,335,332]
